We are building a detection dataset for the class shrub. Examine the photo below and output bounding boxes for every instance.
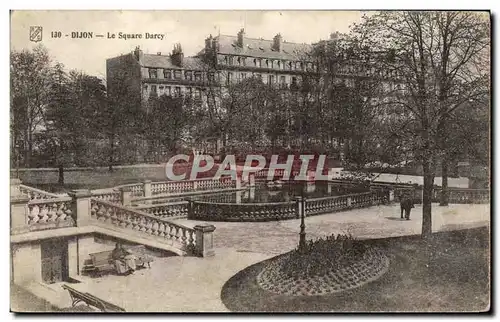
[280,233,367,278]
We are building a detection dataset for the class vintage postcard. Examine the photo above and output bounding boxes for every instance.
[9,10,490,313]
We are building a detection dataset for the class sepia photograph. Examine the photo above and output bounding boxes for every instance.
[9,10,491,313]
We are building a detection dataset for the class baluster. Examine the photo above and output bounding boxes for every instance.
[181,228,187,245]
[188,230,194,246]
[38,204,49,223]
[168,224,175,240]
[175,226,181,241]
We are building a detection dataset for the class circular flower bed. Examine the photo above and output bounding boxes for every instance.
[257,235,389,296]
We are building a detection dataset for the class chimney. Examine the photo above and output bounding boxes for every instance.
[273,33,283,51]
[133,46,143,62]
[171,43,184,67]
[237,28,245,47]
[205,34,213,50]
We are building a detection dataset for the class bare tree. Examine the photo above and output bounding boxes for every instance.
[353,11,490,237]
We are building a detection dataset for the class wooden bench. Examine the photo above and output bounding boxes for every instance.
[61,284,126,312]
[82,245,154,276]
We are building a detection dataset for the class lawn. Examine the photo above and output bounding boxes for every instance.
[220,227,490,312]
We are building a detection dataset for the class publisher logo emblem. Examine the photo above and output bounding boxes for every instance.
[29,26,43,42]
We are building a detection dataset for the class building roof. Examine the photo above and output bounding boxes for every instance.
[141,54,207,70]
[214,35,313,61]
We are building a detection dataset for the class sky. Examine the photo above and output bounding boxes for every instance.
[10,10,364,78]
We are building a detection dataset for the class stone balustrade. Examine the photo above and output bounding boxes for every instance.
[134,201,189,219]
[19,184,61,200]
[305,195,351,216]
[91,190,121,203]
[15,196,76,233]
[10,179,216,257]
[190,200,297,222]
[90,198,214,256]
[432,188,490,204]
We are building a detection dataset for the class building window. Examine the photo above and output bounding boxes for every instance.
[289,62,293,70]
[159,86,164,94]
[254,58,257,67]
[280,76,286,84]
[164,70,172,79]
[291,76,297,86]
[208,72,215,81]
[185,71,193,80]
[241,72,247,79]
[268,75,274,84]
[228,56,234,65]
[277,61,281,69]
[150,85,157,94]
[194,88,201,99]
[165,86,171,96]
[175,87,181,96]
[187,87,193,96]
[255,73,262,81]
[227,72,233,85]
[257,59,262,68]
[194,72,202,82]
[149,69,157,79]
[174,70,182,80]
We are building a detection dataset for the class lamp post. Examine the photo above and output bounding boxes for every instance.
[299,180,306,253]
[15,142,20,179]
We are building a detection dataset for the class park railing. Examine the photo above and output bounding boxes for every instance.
[11,196,76,234]
[90,189,121,203]
[432,188,490,204]
[134,201,189,219]
[19,184,61,200]
[189,190,390,222]
[150,176,235,195]
[305,190,388,216]
[190,200,297,222]
[90,198,196,252]
[10,179,216,257]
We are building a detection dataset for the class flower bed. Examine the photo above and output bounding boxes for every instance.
[257,234,389,296]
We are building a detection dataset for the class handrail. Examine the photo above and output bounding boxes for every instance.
[134,200,188,209]
[90,198,194,232]
[192,200,295,206]
[20,184,62,199]
[27,195,73,205]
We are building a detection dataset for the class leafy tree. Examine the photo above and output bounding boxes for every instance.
[10,45,52,167]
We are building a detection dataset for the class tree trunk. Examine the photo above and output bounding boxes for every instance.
[108,132,114,172]
[440,156,449,206]
[422,159,434,238]
[58,164,64,186]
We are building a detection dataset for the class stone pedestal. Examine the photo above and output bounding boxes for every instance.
[194,224,216,257]
[11,195,30,235]
[143,180,152,198]
[10,178,22,198]
[68,189,92,227]
[249,173,255,188]
[248,187,255,201]
[119,187,132,207]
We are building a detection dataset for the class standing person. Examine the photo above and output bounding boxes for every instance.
[400,191,415,220]
[111,242,137,275]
